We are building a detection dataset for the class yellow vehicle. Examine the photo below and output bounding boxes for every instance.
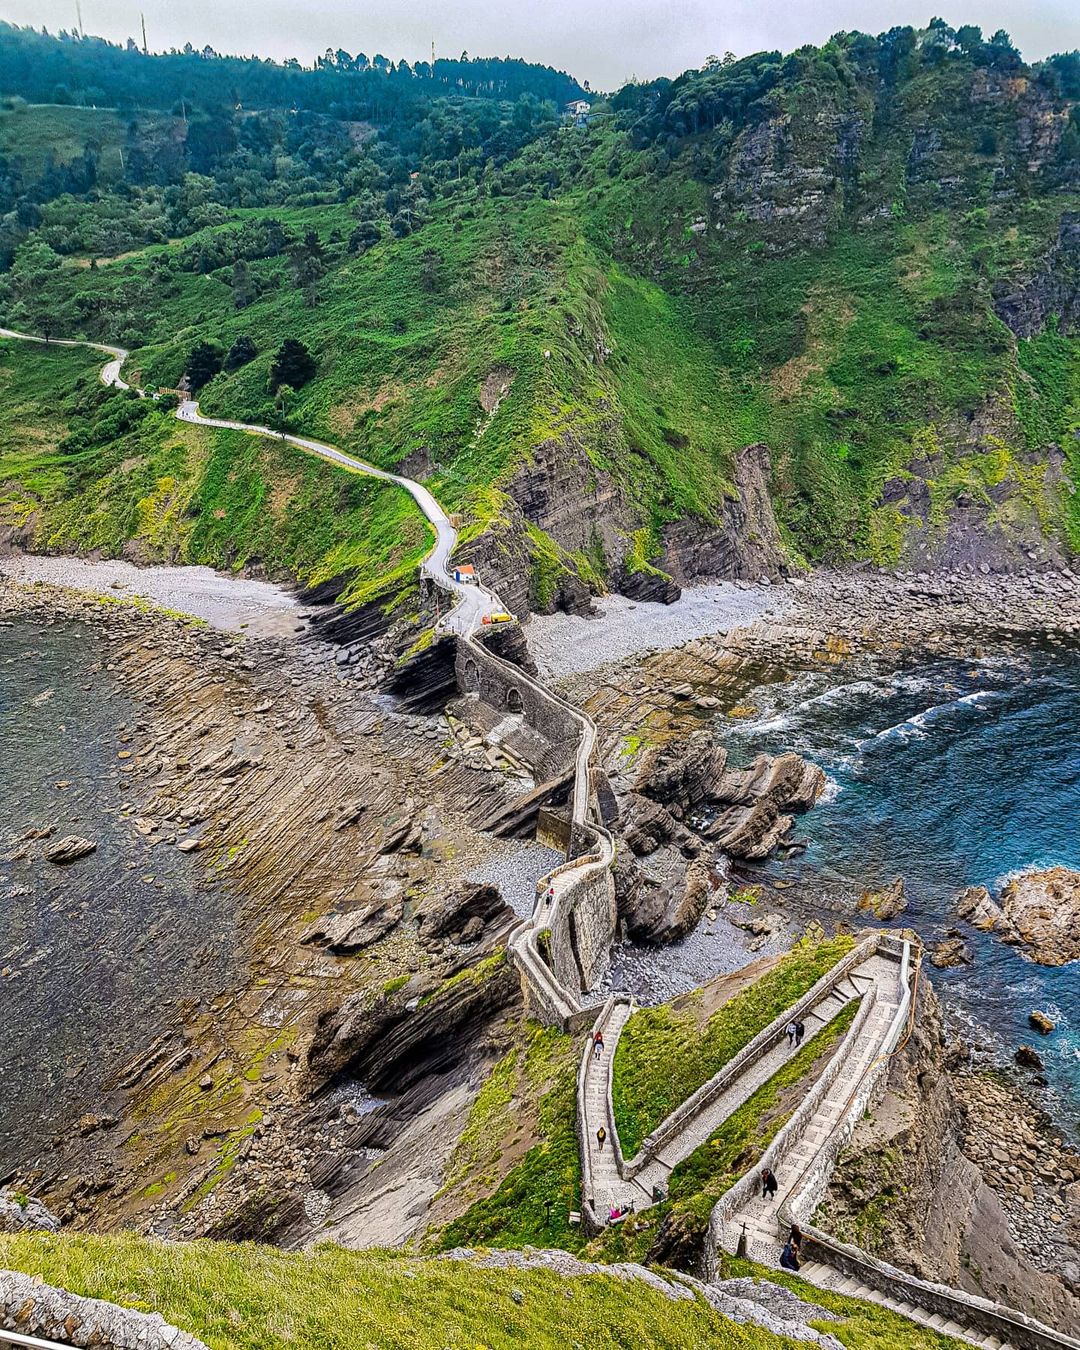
[482,611,514,625]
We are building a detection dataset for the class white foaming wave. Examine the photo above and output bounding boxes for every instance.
[862,689,1001,746]
[990,859,1074,896]
[819,775,843,803]
[957,689,1001,707]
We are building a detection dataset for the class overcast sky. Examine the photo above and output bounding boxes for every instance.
[9,0,1080,90]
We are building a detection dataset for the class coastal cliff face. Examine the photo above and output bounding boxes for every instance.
[819,978,1080,1333]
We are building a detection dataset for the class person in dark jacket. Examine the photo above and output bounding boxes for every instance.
[760,1167,779,1201]
[789,1222,804,1250]
[795,1020,806,1047]
[780,1240,801,1271]
[596,1126,607,1151]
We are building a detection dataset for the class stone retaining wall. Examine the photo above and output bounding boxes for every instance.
[704,968,885,1280]
[1,1269,206,1349]
[779,945,913,1230]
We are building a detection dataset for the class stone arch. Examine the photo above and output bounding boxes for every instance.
[506,686,524,714]
[463,658,480,691]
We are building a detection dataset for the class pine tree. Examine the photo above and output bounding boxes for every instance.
[269,338,316,391]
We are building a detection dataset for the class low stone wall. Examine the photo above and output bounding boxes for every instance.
[625,936,880,1182]
[779,945,913,1230]
[1,1268,207,1349]
[796,1230,1080,1350]
[704,967,885,1280]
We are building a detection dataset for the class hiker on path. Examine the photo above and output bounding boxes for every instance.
[780,1240,801,1271]
[760,1167,779,1202]
[596,1126,607,1151]
[786,1021,798,1049]
[593,1030,605,1062]
[789,1222,803,1251]
[794,1020,806,1047]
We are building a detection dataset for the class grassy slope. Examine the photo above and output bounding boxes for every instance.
[3,68,1078,604]
[0,339,431,606]
[0,102,156,183]
[0,1231,969,1350]
[435,1022,586,1254]
[612,936,855,1158]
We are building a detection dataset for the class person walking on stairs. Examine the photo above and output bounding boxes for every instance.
[596,1126,607,1151]
[794,1020,806,1047]
[779,1240,801,1272]
[593,1030,605,1062]
[786,1021,798,1049]
[760,1166,779,1201]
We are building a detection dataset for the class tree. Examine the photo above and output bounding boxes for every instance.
[269,338,316,391]
[230,258,254,309]
[183,339,223,390]
[223,334,257,371]
[348,219,380,254]
[10,239,71,342]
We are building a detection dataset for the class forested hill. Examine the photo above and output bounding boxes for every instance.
[0,21,1079,625]
[0,24,587,115]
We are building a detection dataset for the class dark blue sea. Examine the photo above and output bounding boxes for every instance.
[721,644,1080,1126]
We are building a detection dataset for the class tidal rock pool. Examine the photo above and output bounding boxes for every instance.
[0,619,241,1173]
[721,643,1080,1120]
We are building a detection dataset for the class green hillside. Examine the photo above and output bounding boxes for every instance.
[1,22,1078,617]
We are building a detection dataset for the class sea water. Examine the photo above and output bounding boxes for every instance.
[720,643,1080,1125]
[0,620,240,1173]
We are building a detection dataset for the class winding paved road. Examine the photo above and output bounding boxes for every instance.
[0,327,501,636]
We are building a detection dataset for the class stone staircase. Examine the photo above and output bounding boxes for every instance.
[796,1262,1017,1349]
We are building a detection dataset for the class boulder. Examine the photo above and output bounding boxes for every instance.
[929,931,973,968]
[302,876,406,954]
[0,1190,59,1234]
[1028,1010,1055,1035]
[997,867,1080,966]
[1014,1044,1044,1070]
[416,882,510,948]
[956,885,1006,931]
[858,876,908,920]
[42,834,96,864]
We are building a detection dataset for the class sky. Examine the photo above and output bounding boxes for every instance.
[7,0,1080,91]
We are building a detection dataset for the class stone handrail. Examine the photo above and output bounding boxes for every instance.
[794,1228,1080,1350]
[777,943,915,1231]
[703,961,884,1279]
[623,934,881,1181]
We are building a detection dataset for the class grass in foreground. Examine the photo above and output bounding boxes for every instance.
[612,935,855,1158]
[0,1228,971,1350]
[0,1233,778,1350]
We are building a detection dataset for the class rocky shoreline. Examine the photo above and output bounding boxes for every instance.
[0,577,546,1243]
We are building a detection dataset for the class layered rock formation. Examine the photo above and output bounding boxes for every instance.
[609,730,824,943]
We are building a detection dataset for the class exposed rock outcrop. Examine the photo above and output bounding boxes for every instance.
[0,1189,59,1233]
[0,1268,207,1350]
[997,867,1080,967]
[42,834,96,864]
[857,877,907,921]
[957,868,1080,966]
